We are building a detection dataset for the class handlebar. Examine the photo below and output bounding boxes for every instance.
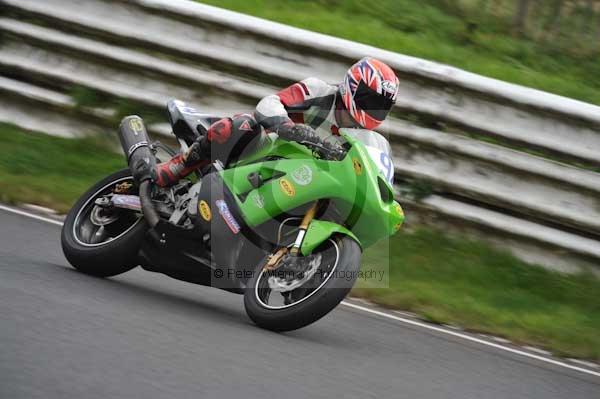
[300,140,346,161]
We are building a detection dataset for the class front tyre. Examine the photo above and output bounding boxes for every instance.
[244,236,361,332]
[61,169,147,277]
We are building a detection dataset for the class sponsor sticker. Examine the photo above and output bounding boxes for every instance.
[291,165,313,186]
[279,178,296,197]
[180,106,202,116]
[252,193,265,209]
[393,203,404,231]
[382,79,398,96]
[394,202,404,217]
[215,199,241,234]
[239,120,253,132]
[352,158,363,175]
[129,118,144,135]
[198,200,212,221]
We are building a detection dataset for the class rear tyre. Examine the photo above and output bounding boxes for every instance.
[244,236,361,331]
[61,169,148,277]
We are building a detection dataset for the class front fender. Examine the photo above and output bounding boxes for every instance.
[301,220,361,255]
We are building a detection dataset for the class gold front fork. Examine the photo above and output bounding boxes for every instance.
[263,201,321,271]
[290,201,320,256]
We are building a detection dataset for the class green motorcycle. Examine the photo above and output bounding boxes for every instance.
[61,100,404,331]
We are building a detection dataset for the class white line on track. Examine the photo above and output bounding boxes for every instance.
[1,204,599,379]
[0,204,63,226]
[341,302,600,378]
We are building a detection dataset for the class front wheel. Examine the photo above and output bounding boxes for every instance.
[61,169,148,277]
[244,236,361,331]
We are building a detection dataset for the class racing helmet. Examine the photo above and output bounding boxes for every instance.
[339,57,399,130]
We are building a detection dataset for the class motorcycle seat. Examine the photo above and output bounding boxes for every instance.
[167,99,222,145]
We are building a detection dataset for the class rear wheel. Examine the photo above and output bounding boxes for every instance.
[244,236,361,331]
[61,169,147,277]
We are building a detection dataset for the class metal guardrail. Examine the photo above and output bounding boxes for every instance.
[138,0,600,166]
[1,0,599,272]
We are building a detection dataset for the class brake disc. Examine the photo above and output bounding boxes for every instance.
[268,253,323,293]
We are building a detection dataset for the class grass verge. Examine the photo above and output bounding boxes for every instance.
[197,0,600,105]
[1,123,599,360]
[356,230,600,360]
[0,123,124,213]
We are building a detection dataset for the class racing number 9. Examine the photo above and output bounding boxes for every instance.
[380,152,393,184]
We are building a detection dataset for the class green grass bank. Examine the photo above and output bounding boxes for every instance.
[0,124,124,213]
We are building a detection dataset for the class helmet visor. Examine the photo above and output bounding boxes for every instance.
[353,80,395,121]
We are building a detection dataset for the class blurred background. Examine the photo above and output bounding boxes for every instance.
[0,0,599,361]
[203,0,600,104]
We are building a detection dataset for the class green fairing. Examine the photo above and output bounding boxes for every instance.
[300,220,359,255]
[220,132,404,254]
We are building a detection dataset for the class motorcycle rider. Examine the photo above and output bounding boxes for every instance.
[153,57,400,187]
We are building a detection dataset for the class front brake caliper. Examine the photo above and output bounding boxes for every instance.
[263,247,289,271]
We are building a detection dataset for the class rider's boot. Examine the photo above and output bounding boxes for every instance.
[153,139,211,187]
[153,114,261,187]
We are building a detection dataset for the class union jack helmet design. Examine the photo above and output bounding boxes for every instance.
[339,57,399,130]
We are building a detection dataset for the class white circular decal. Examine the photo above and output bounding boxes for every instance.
[291,165,313,186]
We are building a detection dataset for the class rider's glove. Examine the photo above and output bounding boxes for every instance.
[277,123,345,160]
[318,140,346,161]
[276,123,319,144]
[184,136,211,166]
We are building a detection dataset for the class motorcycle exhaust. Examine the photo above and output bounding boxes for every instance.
[117,116,160,228]
[118,116,156,183]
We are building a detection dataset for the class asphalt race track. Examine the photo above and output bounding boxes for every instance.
[1,208,598,398]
